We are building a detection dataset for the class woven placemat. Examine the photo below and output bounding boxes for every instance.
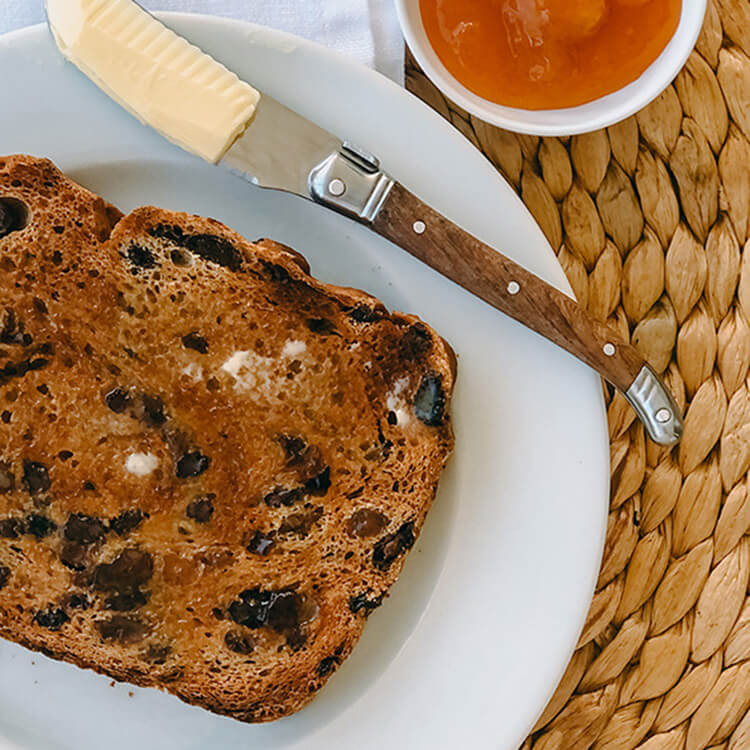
[406,2,750,748]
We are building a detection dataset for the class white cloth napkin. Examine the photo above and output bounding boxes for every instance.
[0,0,405,82]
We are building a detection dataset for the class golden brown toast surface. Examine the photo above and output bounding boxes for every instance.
[0,155,455,722]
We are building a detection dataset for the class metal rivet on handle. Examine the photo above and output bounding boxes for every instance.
[656,408,672,424]
[603,343,616,356]
[507,281,520,295]
[328,179,346,197]
[413,220,426,234]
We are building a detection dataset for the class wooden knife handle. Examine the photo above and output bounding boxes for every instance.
[373,182,641,391]
[368,182,682,445]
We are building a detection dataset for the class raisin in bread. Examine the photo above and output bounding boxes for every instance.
[0,155,455,722]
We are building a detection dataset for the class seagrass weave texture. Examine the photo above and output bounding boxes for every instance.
[406,1,750,747]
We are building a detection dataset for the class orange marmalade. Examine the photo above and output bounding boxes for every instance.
[419,0,682,109]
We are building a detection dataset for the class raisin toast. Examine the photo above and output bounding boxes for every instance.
[0,155,455,722]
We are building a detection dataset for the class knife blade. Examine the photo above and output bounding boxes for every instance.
[45,0,682,446]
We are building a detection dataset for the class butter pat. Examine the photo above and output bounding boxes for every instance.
[46,0,260,163]
[125,452,158,477]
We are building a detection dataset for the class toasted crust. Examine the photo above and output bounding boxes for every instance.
[0,155,455,722]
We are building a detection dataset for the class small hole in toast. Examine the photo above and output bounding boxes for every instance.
[0,198,30,238]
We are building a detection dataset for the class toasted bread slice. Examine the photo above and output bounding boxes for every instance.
[0,155,455,722]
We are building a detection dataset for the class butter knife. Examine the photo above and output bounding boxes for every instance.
[45,0,682,445]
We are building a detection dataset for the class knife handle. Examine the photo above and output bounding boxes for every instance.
[369,183,682,445]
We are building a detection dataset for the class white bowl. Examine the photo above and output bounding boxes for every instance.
[396,0,707,135]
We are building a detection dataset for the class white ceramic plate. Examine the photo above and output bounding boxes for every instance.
[0,15,608,750]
